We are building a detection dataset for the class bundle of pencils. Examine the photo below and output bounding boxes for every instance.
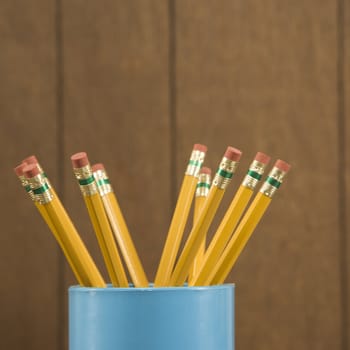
[15,145,290,288]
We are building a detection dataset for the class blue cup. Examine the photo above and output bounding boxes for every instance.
[69,284,234,350]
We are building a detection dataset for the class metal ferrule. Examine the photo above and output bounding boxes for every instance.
[195,173,211,197]
[242,160,268,190]
[213,157,238,190]
[93,169,113,196]
[18,175,35,201]
[73,165,98,196]
[36,163,44,173]
[27,173,54,204]
[36,163,52,189]
[185,149,206,177]
[260,167,287,198]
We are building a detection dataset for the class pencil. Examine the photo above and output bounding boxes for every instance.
[15,162,85,285]
[21,163,106,287]
[92,163,149,287]
[154,144,207,287]
[169,146,242,286]
[206,160,291,285]
[71,152,129,287]
[191,152,270,286]
[188,167,211,283]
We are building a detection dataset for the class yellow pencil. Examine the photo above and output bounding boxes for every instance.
[169,147,242,286]
[191,152,270,286]
[154,144,207,287]
[92,163,149,287]
[71,152,128,287]
[188,167,211,283]
[20,163,106,287]
[206,160,291,285]
[15,162,85,285]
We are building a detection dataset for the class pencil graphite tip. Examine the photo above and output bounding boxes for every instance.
[275,159,291,173]
[224,146,242,161]
[71,152,89,168]
[254,152,271,165]
[193,144,207,153]
[92,163,105,172]
[23,163,41,178]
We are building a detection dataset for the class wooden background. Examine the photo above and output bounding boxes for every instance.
[0,0,348,349]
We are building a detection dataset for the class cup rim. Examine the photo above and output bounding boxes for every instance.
[69,283,235,293]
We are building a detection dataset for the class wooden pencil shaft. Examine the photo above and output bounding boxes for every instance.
[191,185,253,286]
[93,166,148,287]
[72,161,129,287]
[188,195,207,283]
[208,162,291,285]
[35,202,85,285]
[102,193,148,287]
[208,193,271,285]
[154,175,198,286]
[50,197,106,287]
[45,200,106,287]
[169,187,225,286]
[188,170,211,281]
[155,146,206,286]
[25,170,105,287]
[84,194,129,287]
[170,152,240,286]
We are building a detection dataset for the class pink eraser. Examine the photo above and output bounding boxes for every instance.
[71,152,89,168]
[224,146,242,161]
[193,144,207,153]
[23,163,40,178]
[92,163,105,172]
[23,155,38,165]
[275,159,291,173]
[200,167,211,175]
[14,163,27,177]
[254,152,271,165]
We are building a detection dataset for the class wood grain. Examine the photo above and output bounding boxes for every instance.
[0,1,59,349]
[61,0,170,347]
[343,0,349,348]
[175,1,341,349]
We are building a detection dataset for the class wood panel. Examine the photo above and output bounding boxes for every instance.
[175,1,341,349]
[62,0,170,347]
[343,0,350,348]
[0,1,59,349]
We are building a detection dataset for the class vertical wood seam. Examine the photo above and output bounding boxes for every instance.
[168,0,177,210]
[55,0,65,348]
[337,0,348,348]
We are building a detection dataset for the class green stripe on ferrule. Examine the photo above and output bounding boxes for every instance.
[247,170,262,181]
[188,160,201,167]
[33,183,49,195]
[25,185,32,192]
[217,169,233,179]
[266,176,281,188]
[96,179,111,187]
[197,182,211,189]
[78,176,95,186]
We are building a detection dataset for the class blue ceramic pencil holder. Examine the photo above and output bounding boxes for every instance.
[69,284,235,350]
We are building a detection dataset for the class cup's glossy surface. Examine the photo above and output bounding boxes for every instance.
[69,284,234,350]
